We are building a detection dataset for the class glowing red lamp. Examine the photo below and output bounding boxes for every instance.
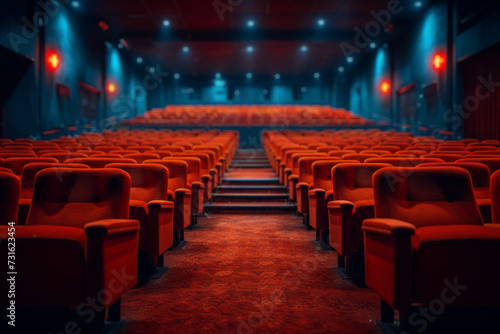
[46,52,60,71]
[380,80,391,94]
[107,83,117,94]
[432,53,446,71]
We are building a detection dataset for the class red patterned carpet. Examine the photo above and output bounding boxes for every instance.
[110,213,382,334]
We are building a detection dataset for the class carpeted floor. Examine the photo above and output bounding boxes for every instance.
[111,213,382,334]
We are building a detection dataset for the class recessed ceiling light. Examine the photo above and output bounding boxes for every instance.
[347,56,354,63]
[117,43,123,49]
[71,1,80,8]
[247,20,255,27]
[301,45,308,52]
[274,73,280,79]
[314,72,320,79]
[215,73,222,79]
[415,1,423,8]
[174,73,180,79]
[301,87,307,93]
[182,46,189,53]
[369,42,377,49]
[246,46,254,53]
[338,66,345,73]
[317,19,325,26]
[246,73,253,79]
[149,67,155,73]
[163,20,170,27]
[136,57,143,64]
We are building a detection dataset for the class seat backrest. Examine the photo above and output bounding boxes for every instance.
[284,150,315,168]
[172,153,209,174]
[298,157,341,185]
[159,145,185,153]
[123,153,160,163]
[316,146,341,153]
[360,150,391,155]
[456,157,500,174]
[26,168,131,227]
[126,145,155,153]
[492,170,500,224]
[65,157,137,168]
[4,157,59,176]
[332,163,391,202]
[106,163,169,202]
[372,166,483,228]
[143,159,189,190]
[40,153,88,163]
[20,163,90,199]
[291,153,327,175]
[186,150,216,169]
[147,150,173,158]
[312,160,360,190]
[328,150,356,158]
[0,171,20,225]
[417,162,490,188]
[364,157,444,167]
[193,145,221,160]
[341,153,379,162]
[423,153,462,162]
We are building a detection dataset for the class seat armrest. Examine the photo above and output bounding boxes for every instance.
[147,200,175,256]
[85,219,140,237]
[308,188,326,197]
[362,218,416,237]
[191,181,204,189]
[288,175,299,201]
[362,218,414,311]
[328,200,354,256]
[147,200,175,211]
[174,188,192,197]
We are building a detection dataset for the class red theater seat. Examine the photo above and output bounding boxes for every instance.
[143,159,192,241]
[0,168,139,329]
[123,153,160,163]
[65,157,137,168]
[308,159,359,241]
[456,157,500,174]
[327,163,391,272]
[106,163,175,274]
[364,157,444,166]
[40,152,88,163]
[0,171,20,225]
[3,157,59,177]
[362,167,500,327]
[492,170,500,224]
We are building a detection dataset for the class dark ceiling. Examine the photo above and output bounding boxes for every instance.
[84,0,425,78]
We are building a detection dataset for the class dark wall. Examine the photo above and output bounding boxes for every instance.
[0,1,146,139]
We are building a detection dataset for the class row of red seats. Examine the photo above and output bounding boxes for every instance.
[122,105,374,127]
[263,129,500,328]
[0,129,238,331]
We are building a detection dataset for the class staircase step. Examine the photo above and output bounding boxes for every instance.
[221,177,280,185]
[215,185,287,194]
[229,164,272,169]
[212,193,289,202]
[205,202,296,213]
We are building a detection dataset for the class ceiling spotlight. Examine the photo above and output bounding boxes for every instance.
[246,46,254,53]
[149,67,155,73]
[415,1,423,8]
[247,20,255,27]
[163,20,170,27]
[71,1,80,8]
[117,43,123,49]
[301,87,307,93]
[347,56,354,63]
[182,46,189,53]
[301,45,308,52]
[274,73,280,79]
[314,72,320,79]
[317,19,325,26]
[174,73,180,79]
[136,57,143,64]
[246,73,253,79]
[369,42,377,49]
[215,73,221,79]
[338,66,345,73]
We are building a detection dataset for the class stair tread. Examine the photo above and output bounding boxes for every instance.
[205,202,296,208]
[213,193,289,198]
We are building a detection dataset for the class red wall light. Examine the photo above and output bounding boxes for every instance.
[46,51,60,71]
[107,82,117,94]
[432,53,446,71]
[380,80,391,94]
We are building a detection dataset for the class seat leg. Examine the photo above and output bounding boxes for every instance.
[315,229,320,241]
[180,229,185,241]
[108,298,121,322]
[338,253,345,268]
[157,253,164,267]
[381,299,394,323]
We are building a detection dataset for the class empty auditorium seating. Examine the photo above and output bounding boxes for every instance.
[0,171,20,225]
[143,159,192,241]
[0,168,140,329]
[362,167,500,326]
[327,163,391,273]
[3,157,59,177]
[492,170,500,224]
[105,163,175,274]
[65,157,137,168]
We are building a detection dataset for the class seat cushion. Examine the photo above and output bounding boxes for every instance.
[412,225,500,306]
